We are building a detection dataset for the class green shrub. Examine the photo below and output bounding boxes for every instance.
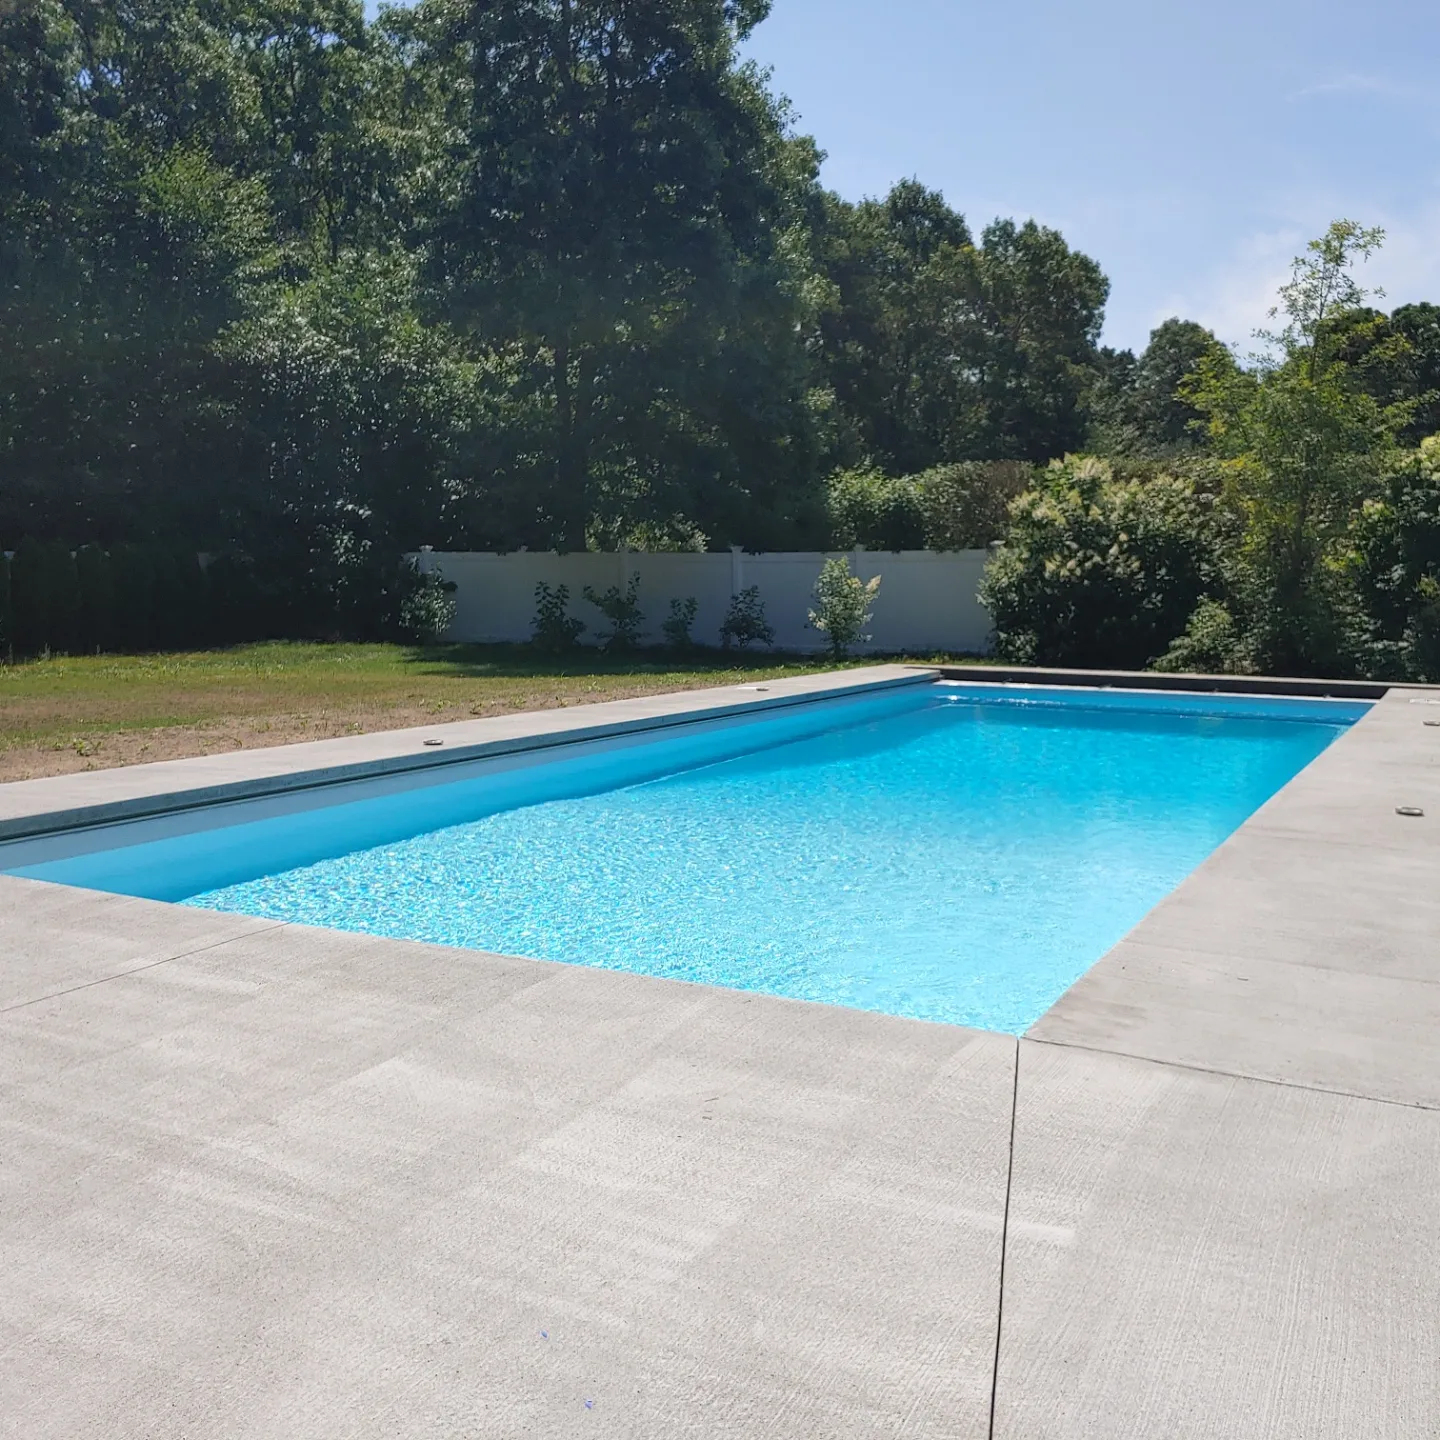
[720,585,773,649]
[1348,435,1440,680]
[399,560,458,643]
[827,467,925,551]
[828,461,1035,552]
[981,456,1231,669]
[532,581,585,652]
[1154,598,1254,674]
[582,575,644,650]
[916,461,1032,549]
[1225,543,1368,680]
[1403,577,1440,681]
[808,555,880,659]
[661,596,698,650]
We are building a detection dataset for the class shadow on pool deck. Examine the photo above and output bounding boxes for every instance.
[0,674,1437,1437]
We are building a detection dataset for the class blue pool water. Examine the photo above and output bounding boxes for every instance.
[143,683,1360,1034]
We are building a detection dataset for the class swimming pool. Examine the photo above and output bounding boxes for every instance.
[3,682,1367,1033]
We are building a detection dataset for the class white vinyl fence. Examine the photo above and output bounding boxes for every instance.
[417,548,993,655]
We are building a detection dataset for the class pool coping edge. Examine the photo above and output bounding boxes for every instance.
[934,663,1402,700]
[0,665,935,843]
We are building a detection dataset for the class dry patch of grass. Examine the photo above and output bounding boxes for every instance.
[0,642,869,781]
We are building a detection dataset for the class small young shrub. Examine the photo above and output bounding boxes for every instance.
[661,596,699,650]
[808,555,881,659]
[399,560,458,644]
[719,585,774,649]
[532,581,585,652]
[582,575,644,650]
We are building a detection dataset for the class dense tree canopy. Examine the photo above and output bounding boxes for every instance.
[814,184,1110,473]
[1091,317,1231,454]
[984,222,1440,683]
[0,0,1123,577]
[2,1,1438,671]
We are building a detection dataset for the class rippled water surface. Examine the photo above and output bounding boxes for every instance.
[183,688,1356,1033]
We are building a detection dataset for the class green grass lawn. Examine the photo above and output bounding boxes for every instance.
[0,641,910,780]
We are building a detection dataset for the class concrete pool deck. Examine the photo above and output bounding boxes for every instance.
[1,669,1437,1437]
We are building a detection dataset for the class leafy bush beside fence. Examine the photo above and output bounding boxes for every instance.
[809,556,881,659]
[719,586,774,649]
[980,456,1233,670]
[1348,435,1440,681]
[827,460,1031,551]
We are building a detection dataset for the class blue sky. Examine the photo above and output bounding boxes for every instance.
[742,0,1440,354]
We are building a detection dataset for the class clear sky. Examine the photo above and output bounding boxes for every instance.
[742,0,1440,355]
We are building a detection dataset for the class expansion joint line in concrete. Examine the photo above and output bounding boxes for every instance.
[987,1036,1020,1440]
[0,921,290,1016]
[1025,1034,1440,1114]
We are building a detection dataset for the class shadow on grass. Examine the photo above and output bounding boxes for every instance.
[395,642,857,680]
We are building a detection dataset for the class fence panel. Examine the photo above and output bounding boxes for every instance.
[419,548,992,655]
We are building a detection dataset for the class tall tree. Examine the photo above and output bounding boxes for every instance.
[1090,317,1230,454]
[417,0,823,549]
[1189,220,1405,673]
[1390,303,1440,443]
[816,185,1109,473]
[0,0,274,542]
[814,182,975,475]
[1130,317,1225,449]
[967,217,1109,461]
[1323,301,1440,447]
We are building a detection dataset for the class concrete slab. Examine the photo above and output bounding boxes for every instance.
[0,876,281,1010]
[1031,687,1440,1106]
[1030,938,1440,1108]
[1244,702,1440,851]
[1242,684,1439,817]
[1103,835,1440,981]
[5,671,1440,1435]
[994,1041,1440,1440]
[0,884,1016,1439]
